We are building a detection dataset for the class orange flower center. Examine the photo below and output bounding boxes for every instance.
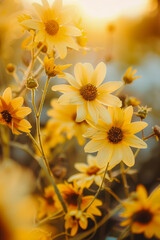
[80,83,97,101]
[108,127,123,143]
[132,209,153,224]
[87,166,100,175]
[45,20,59,36]
[1,110,12,123]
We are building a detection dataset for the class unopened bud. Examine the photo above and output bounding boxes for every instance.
[136,106,152,119]
[153,125,160,141]
[26,76,38,89]
[6,63,16,73]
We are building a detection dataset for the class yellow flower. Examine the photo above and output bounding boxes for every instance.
[68,154,109,188]
[122,66,141,84]
[125,96,140,107]
[0,87,32,134]
[52,62,123,124]
[121,185,160,239]
[36,120,65,158]
[84,106,148,169]
[47,99,88,145]
[21,0,81,59]
[65,210,91,236]
[37,185,62,219]
[44,56,71,77]
[58,182,102,215]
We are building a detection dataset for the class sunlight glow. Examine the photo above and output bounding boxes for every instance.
[27,0,149,19]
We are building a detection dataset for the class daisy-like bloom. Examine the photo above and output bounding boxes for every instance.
[84,106,148,169]
[52,62,123,124]
[0,87,31,134]
[122,67,141,85]
[58,182,102,215]
[65,210,92,236]
[21,0,81,59]
[120,185,160,239]
[47,99,88,145]
[68,154,109,188]
[44,56,71,77]
[36,120,65,157]
[37,185,62,219]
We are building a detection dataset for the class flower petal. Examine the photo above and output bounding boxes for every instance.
[121,145,135,167]
[124,135,147,149]
[98,81,123,93]
[87,101,99,124]
[91,62,106,87]
[97,144,113,168]
[2,87,12,104]
[76,104,87,122]
[84,140,104,153]
[11,97,24,109]
[108,144,122,170]
[129,121,148,134]
[63,73,80,88]
[97,93,122,107]
[52,84,75,93]
[58,92,83,105]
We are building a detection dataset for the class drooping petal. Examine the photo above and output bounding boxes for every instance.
[87,101,99,124]
[96,144,113,168]
[76,104,87,122]
[108,144,122,170]
[121,145,135,167]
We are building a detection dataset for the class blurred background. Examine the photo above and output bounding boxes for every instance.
[0,0,160,239]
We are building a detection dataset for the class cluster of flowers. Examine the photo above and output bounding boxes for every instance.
[1,0,160,239]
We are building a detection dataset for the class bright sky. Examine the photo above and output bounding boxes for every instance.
[27,0,149,19]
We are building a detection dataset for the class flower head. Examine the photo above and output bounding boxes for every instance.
[52,62,122,123]
[0,88,32,134]
[47,99,88,145]
[37,185,62,219]
[121,185,160,239]
[44,56,71,77]
[84,106,148,169]
[58,182,102,215]
[21,0,81,58]
[125,96,140,107]
[122,67,141,85]
[68,154,109,187]
[65,210,91,236]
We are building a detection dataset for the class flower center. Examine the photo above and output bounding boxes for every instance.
[108,127,123,144]
[45,196,54,205]
[87,166,100,175]
[1,110,12,123]
[64,192,79,206]
[45,20,59,36]
[80,83,97,101]
[132,209,153,224]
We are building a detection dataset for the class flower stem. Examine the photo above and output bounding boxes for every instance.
[84,163,109,212]
[105,187,121,203]
[31,77,67,213]
[120,161,129,198]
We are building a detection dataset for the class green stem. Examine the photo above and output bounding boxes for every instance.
[120,161,129,198]
[83,163,109,212]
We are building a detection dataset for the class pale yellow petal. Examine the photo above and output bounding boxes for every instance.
[63,73,80,88]
[129,121,148,134]
[96,103,111,124]
[79,216,88,229]
[84,140,104,153]
[98,81,123,93]
[58,92,83,105]
[87,101,99,124]
[121,145,135,167]
[124,106,133,124]
[21,19,40,30]
[97,145,113,168]
[52,84,74,93]
[91,62,106,87]
[76,104,87,122]
[97,93,122,107]
[65,26,81,36]
[124,135,147,149]
[74,63,88,86]
[55,42,67,59]
[108,145,122,170]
